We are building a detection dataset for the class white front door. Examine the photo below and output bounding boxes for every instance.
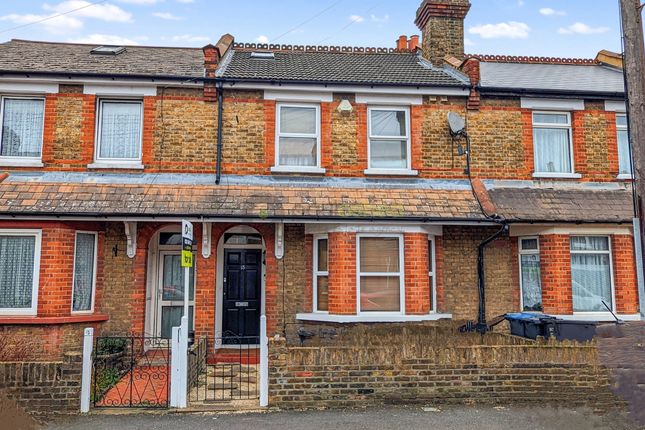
[156,251,195,339]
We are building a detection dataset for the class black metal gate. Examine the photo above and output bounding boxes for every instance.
[188,335,260,403]
[92,335,171,408]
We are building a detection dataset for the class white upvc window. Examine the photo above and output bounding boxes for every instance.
[532,111,575,176]
[518,237,542,312]
[616,114,632,178]
[95,99,143,163]
[0,96,45,163]
[357,234,404,314]
[570,236,615,313]
[428,237,436,313]
[71,231,98,314]
[0,229,41,316]
[313,235,328,312]
[367,106,412,173]
[274,103,321,171]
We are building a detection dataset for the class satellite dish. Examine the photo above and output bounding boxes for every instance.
[447,112,466,136]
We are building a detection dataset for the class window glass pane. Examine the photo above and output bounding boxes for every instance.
[570,236,609,251]
[159,233,182,246]
[280,106,316,134]
[0,236,35,309]
[1,99,44,157]
[98,102,142,159]
[162,254,195,301]
[316,275,328,311]
[533,113,568,124]
[616,115,628,128]
[360,237,400,272]
[428,240,434,273]
[224,234,262,245]
[161,305,194,339]
[370,139,407,169]
[534,128,571,173]
[278,137,317,166]
[521,238,539,251]
[360,276,400,312]
[617,129,632,175]
[317,239,328,272]
[370,110,406,136]
[571,253,612,312]
[72,233,96,312]
[521,254,542,311]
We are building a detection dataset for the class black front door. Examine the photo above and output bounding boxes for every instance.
[222,249,262,342]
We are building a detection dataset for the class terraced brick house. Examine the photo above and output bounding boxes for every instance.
[0,0,640,413]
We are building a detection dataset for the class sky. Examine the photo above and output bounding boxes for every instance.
[0,0,624,58]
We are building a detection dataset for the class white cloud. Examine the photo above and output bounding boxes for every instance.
[256,35,269,44]
[469,21,530,39]
[558,22,609,35]
[539,7,566,17]
[153,12,183,20]
[0,13,83,35]
[370,14,389,23]
[349,14,364,23]
[517,0,525,6]
[176,0,194,3]
[168,34,209,43]
[68,33,139,44]
[43,1,133,23]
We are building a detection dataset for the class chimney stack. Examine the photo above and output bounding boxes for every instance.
[202,33,234,101]
[415,0,471,65]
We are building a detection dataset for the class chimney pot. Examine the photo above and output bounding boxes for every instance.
[408,35,420,50]
[397,35,409,51]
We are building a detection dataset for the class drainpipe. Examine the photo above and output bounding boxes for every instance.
[215,81,224,185]
[475,223,508,333]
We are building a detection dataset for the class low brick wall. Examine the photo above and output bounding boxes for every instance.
[268,324,624,410]
[0,352,82,415]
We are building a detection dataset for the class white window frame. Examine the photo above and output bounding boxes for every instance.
[0,229,41,316]
[71,231,98,315]
[0,96,46,165]
[94,98,144,165]
[313,234,329,313]
[569,235,616,315]
[518,236,542,313]
[356,233,405,315]
[366,106,413,175]
[272,102,322,173]
[532,111,577,178]
[428,236,436,313]
[616,114,633,179]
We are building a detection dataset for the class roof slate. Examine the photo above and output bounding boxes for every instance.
[218,50,468,86]
[0,39,204,78]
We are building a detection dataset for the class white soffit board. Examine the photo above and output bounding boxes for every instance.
[0,82,58,94]
[84,84,157,96]
[355,93,423,105]
[520,97,584,111]
[264,90,333,102]
[605,100,626,112]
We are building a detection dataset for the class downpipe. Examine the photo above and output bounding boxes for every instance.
[215,82,224,185]
[474,222,508,334]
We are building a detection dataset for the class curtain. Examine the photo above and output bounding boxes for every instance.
[617,128,631,175]
[370,139,407,168]
[278,137,317,166]
[1,99,44,157]
[316,239,328,311]
[98,102,142,159]
[72,233,95,312]
[359,237,400,312]
[278,106,317,166]
[520,254,542,311]
[370,110,406,136]
[280,106,316,134]
[161,306,194,339]
[534,128,571,173]
[571,237,612,312]
[0,236,35,309]
[162,254,194,301]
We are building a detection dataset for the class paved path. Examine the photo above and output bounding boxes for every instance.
[46,405,640,430]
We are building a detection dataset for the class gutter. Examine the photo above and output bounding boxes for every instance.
[478,86,625,99]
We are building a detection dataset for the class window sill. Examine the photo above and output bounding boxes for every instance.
[532,172,582,179]
[0,314,109,325]
[0,159,44,168]
[364,168,419,176]
[88,162,145,170]
[617,174,634,180]
[270,166,326,174]
[296,312,452,323]
[552,313,641,322]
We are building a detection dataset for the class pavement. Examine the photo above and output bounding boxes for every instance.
[45,405,641,430]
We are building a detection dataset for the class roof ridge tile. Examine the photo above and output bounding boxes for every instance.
[467,53,598,65]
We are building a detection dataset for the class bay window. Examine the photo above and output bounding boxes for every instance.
[0,230,41,315]
[616,114,632,177]
[570,236,613,312]
[71,232,97,313]
[519,237,542,312]
[313,236,329,312]
[275,103,320,169]
[367,107,411,171]
[532,112,574,175]
[358,235,404,313]
[0,97,45,160]
[96,100,143,162]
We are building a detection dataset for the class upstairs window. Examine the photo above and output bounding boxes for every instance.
[275,103,319,168]
[532,112,574,175]
[368,107,410,170]
[313,236,328,312]
[616,114,632,177]
[0,97,45,159]
[358,235,403,313]
[96,100,143,162]
[570,236,613,312]
[519,237,542,312]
